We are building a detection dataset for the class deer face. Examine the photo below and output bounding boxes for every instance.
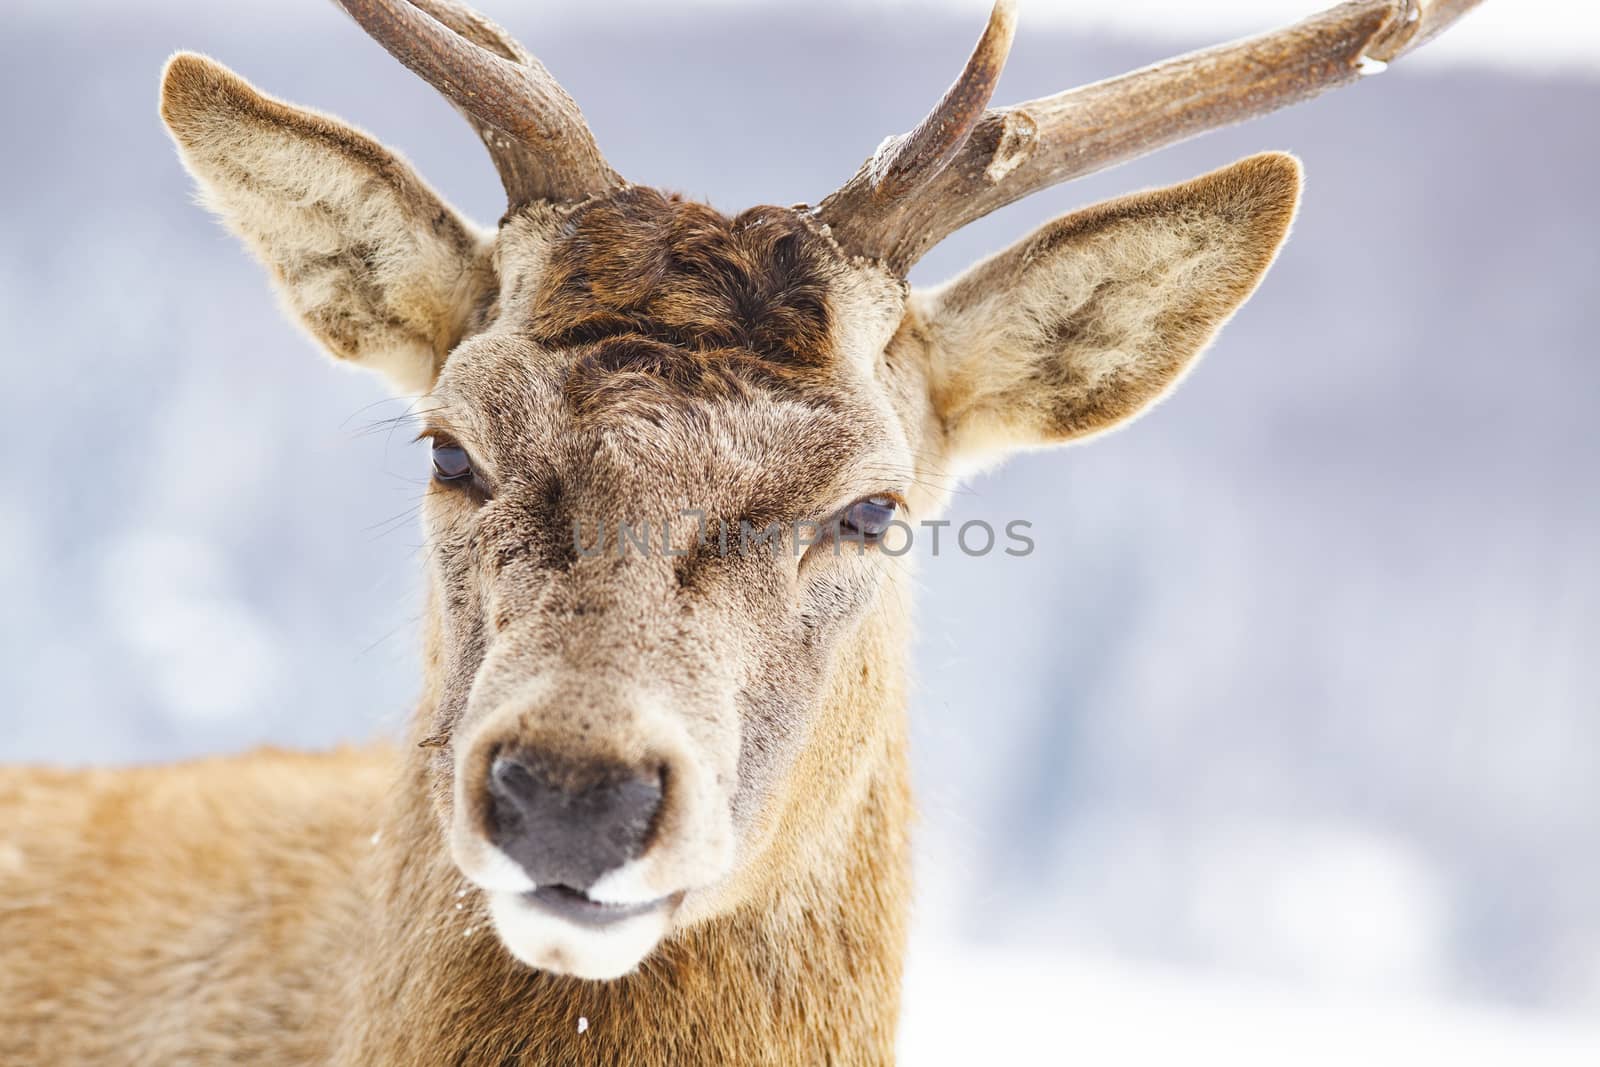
[160,0,1306,979]
[418,195,919,977]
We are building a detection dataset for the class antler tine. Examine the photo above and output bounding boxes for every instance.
[818,0,1016,255]
[869,0,1018,199]
[820,0,1485,274]
[334,0,621,207]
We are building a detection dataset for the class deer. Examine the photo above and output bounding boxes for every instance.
[0,1,1482,1063]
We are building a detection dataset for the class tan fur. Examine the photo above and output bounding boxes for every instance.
[158,54,496,393]
[0,749,392,1064]
[918,153,1302,470]
[0,43,1299,1065]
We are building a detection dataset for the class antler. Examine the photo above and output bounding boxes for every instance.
[860,0,1019,203]
[817,0,1486,273]
[333,0,621,206]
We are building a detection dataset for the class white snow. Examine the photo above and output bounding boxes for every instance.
[904,0,1600,77]
[96,532,284,725]
[899,940,1600,1065]
[18,2,1600,77]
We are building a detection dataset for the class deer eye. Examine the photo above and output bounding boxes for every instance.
[839,496,898,541]
[431,442,474,483]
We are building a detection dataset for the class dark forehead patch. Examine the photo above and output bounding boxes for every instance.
[525,188,843,415]
[563,336,828,419]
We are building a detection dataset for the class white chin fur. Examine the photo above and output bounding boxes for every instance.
[486,891,669,981]
[586,859,663,905]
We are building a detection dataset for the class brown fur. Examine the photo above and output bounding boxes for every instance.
[532,188,839,366]
[0,40,1301,1066]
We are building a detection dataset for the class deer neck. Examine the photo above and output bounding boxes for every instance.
[338,582,916,1066]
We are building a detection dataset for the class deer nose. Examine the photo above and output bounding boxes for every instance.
[485,752,664,891]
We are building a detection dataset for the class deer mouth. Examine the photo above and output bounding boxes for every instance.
[523,884,678,928]
[486,881,681,979]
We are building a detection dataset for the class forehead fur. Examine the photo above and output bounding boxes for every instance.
[531,188,835,363]
[478,188,905,422]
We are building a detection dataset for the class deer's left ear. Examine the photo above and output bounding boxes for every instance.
[913,153,1301,468]
[160,53,495,394]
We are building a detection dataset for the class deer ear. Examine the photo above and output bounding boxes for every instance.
[915,153,1301,468]
[159,53,494,394]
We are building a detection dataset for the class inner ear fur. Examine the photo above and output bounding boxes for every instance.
[915,152,1302,465]
[159,52,495,394]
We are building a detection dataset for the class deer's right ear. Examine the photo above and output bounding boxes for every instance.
[160,53,494,394]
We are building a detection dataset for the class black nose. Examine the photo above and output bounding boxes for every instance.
[486,752,664,890]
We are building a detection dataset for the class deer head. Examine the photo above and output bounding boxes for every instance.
[159,0,1477,981]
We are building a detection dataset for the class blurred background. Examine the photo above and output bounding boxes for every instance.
[3,0,1597,1061]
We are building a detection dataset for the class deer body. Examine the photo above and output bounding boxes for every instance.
[2,609,911,1065]
[1,750,390,1065]
[0,0,1481,1062]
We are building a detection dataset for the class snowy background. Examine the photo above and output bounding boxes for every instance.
[3,1,1598,1061]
